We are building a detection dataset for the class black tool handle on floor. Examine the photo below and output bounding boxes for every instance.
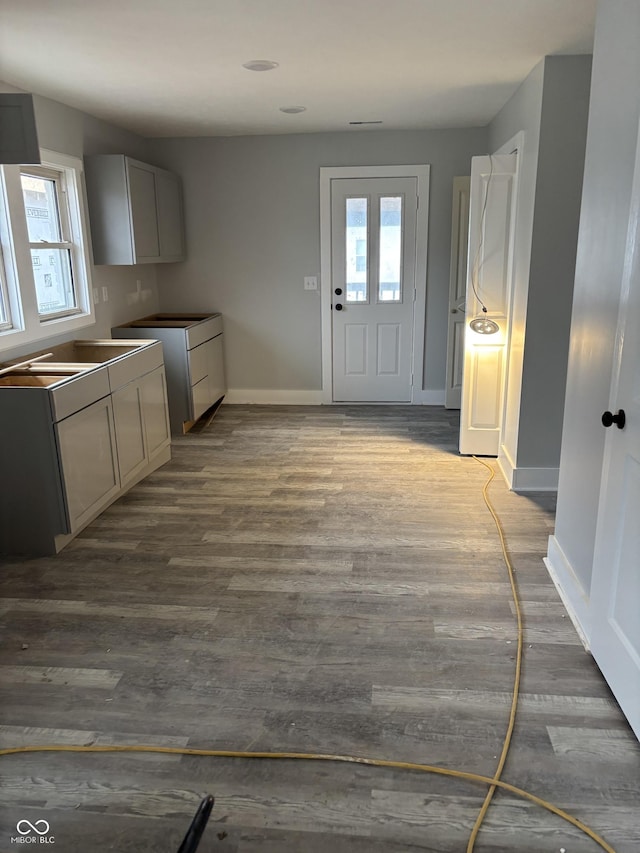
[177,794,215,853]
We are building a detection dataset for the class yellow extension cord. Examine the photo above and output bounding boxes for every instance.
[0,458,617,853]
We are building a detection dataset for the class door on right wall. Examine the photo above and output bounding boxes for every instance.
[459,153,517,456]
[589,117,640,740]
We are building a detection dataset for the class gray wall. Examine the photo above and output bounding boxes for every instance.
[488,56,591,477]
[149,128,487,394]
[553,0,640,594]
[0,86,160,362]
[518,56,592,468]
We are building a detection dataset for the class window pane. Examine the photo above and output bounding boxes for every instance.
[21,173,63,243]
[0,287,9,326]
[379,196,402,302]
[346,197,367,302]
[0,255,9,326]
[30,248,76,316]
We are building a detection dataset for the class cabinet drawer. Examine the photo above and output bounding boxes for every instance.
[108,342,164,391]
[50,367,110,422]
[188,340,209,385]
[191,376,211,421]
[186,315,222,350]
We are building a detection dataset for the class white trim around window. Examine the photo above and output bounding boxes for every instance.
[0,148,95,354]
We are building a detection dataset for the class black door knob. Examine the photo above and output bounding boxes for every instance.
[334,287,343,296]
[335,303,343,311]
[602,409,626,429]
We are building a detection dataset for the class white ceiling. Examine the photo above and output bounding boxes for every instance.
[0,0,597,138]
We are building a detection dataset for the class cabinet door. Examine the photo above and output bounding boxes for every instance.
[155,169,185,261]
[127,161,160,262]
[140,367,171,459]
[112,380,148,486]
[56,398,120,533]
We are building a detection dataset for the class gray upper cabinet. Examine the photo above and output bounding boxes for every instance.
[0,93,41,164]
[84,154,185,265]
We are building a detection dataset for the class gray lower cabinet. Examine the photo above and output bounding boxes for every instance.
[112,313,226,434]
[0,340,171,556]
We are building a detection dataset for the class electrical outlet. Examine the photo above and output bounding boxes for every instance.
[101,286,109,302]
[93,288,100,305]
[304,276,318,291]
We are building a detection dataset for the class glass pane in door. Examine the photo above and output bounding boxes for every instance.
[379,196,402,302]
[345,197,368,302]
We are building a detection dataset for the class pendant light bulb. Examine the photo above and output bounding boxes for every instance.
[469,307,499,335]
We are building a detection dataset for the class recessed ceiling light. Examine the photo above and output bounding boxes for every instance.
[279,106,306,114]
[242,59,279,72]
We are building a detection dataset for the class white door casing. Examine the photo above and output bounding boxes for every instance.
[459,154,517,456]
[319,165,430,404]
[589,116,640,740]
[445,176,471,409]
[331,177,417,402]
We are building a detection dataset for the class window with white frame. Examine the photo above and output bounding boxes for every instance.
[0,148,94,353]
[21,166,78,320]
[0,247,12,332]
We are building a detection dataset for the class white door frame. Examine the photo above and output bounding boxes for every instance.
[320,165,430,404]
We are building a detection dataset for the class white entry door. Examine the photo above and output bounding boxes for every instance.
[330,177,418,402]
[589,119,640,739]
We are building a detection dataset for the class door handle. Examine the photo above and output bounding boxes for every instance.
[335,303,343,311]
[602,409,626,429]
[334,288,343,296]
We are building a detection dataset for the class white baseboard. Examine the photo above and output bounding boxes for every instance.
[225,389,446,406]
[544,535,591,650]
[498,451,559,492]
[511,465,559,492]
[412,389,446,405]
[223,389,324,405]
[497,446,516,488]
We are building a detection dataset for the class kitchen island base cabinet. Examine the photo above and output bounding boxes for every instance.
[113,313,226,434]
[0,340,171,557]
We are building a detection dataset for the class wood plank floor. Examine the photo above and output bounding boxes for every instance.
[1,405,638,853]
